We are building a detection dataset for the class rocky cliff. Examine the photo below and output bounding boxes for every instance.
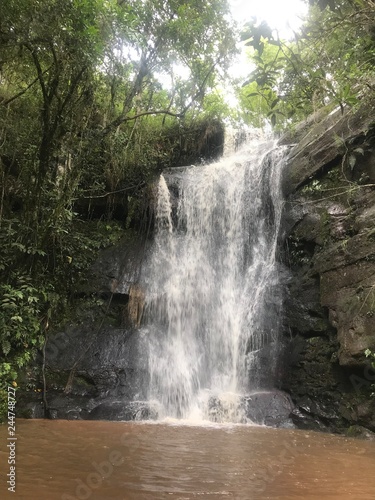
[280,96,375,437]
[19,101,375,437]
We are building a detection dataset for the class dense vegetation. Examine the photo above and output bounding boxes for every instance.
[239,0,375,128]
[0,0,374,418]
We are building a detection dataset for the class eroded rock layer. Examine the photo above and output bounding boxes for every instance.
[281,97,375,436]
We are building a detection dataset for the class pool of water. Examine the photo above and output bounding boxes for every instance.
[1,419,375,499]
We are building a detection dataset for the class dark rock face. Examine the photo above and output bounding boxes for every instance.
[18,226,154,420]
[91,231,147,297]
[346,425,375,441]
[46,327,149,400]
[87,400,158,421]
[281,96,375,435]
[241,391,295,428]
[20,326,152,420]
[280,101,375,196]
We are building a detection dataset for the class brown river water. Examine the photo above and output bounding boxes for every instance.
[1,419,375,500]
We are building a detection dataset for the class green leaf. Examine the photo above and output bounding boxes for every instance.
[2,303,16,309]
[2,341,11,356]
[10,316,23,323]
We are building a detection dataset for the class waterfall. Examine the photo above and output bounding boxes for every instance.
[140,137,287,421]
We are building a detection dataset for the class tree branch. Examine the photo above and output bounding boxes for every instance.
[101,109,184,136]
[74,181,146,200]
[23,43,48,102]
[0,71,50,107]
[59,66,87,116]
[120,108,184,121]
[101,57,219,137]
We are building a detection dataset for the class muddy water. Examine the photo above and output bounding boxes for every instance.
[1,420,375,500]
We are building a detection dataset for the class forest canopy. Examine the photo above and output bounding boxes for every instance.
[239,0,375,127]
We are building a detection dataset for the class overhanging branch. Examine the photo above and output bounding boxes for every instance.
[0,66,52,107]
[101,58,220,137]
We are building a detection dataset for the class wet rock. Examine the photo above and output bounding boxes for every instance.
[88,400,158,421]
[281,99,375,195]
[91,231,147,296]
[19,399,45,419]
[288,393,349,435]
[354,400,375,431]
[290,407,331,432]
[45,327,149,399]
[346,425,375,441]
[18,326,152,419]
[47,394,97,420]
[20,392,99,420]
[282,97,375,435]
[241,391,295,428]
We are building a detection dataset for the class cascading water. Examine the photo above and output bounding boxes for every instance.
[140,137,287,422]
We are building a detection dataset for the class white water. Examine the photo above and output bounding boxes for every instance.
[141,138,286,420]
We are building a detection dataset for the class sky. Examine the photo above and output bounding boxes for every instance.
[157,0,308,96]
[229,0,308,37]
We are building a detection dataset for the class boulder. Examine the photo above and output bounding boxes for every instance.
[88,400,158,421]
[241,391,295,428]
[281,98,375,195]
[346,425,375,441]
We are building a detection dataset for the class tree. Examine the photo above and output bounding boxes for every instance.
[238,0,375,128]
[99,0,237,132]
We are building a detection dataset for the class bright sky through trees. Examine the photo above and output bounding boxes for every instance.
[228,0,308,84]
[158,0,308,89]
[230,0,308,36]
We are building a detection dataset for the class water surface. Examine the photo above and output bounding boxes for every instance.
[1,419,375,499]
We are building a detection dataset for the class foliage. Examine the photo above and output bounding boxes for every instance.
[0,279,46,380]
[365,349,375,364]
[365,349,375,395]
[238,0,375,128]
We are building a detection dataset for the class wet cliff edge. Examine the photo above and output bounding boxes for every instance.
[279,96,375,439]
